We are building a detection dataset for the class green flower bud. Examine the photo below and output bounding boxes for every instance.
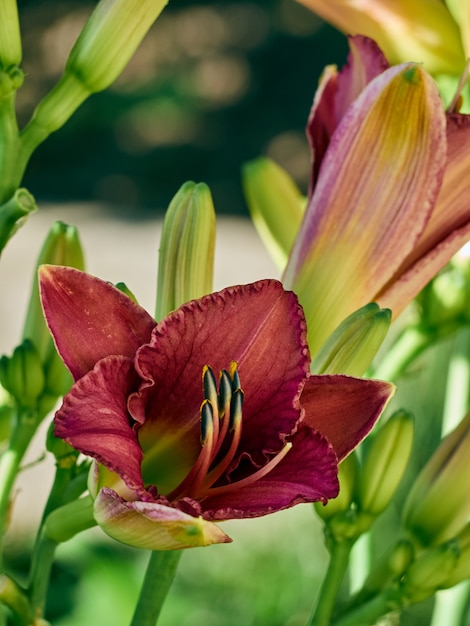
[0,1,22,68]
[114,282,138,304]
[417,264,467,333]
[315,452,360,520]
[0,189,37,254]
[311,303,391,376]
[441,522,470,588]
[403,541,460,603]
[46,420,79,468]
[242,157,305,271]
[403,411,470,546]
[66,0,168,94]
[156,181,216,320]
[387,539,415,577]
[358,410,414,516]
[0,340,45,407]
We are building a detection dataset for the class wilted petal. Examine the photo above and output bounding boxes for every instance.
[377,113,470,314]
[55,355,146,495]
[131,280,310,484]
[300,375,394,461]
[296,0,465,74]
[201,424,338,520]
[284,64,446,354]
[95,488,231,550]
[39,265,156,380]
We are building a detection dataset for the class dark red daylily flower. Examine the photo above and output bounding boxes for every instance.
[39,266,393,550]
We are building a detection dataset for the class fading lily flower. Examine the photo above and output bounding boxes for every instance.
[39,266,393,550]
[295,0,466,75]
[279,36,470,354]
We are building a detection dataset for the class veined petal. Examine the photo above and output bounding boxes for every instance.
[308,36,389,196]
[39,265,156,380]
[130,280,310,486]
[296,0,465,74]
[200,424,338,520]
[376,113,470,314]
[284,64,446,354]
[54,355,145,495]
[95,488,231,550]
[300,375,395,461]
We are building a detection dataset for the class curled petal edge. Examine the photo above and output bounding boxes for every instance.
[94,488,232,550]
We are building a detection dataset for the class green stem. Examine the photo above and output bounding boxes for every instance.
[308,539,354,626]
[28,496,96,619]
[371,326,432,381]
[130,550,182,626]
[0,92,21,204]
[0,406,38,564]
[331,588,402,626]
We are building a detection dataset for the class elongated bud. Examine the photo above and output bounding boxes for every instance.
[0,340,45,408]
[0,1,22,68]
[358,410,413,516]
[23,222,84,406]
[25,0,167,144]
[315,452,359,520]
[66,0,168,93]
[242,158,305,271]
[403,541,460,603]
[311,303,391,375]
[403,411,470,546]
[0,189,37,254]
[156,181,216,320]
[114,282,138,303]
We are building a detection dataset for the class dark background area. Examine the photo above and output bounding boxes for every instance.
[17,0,348,216]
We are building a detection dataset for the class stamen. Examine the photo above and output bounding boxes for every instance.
[201,388,244,490]
[230,361,240,391]
[199,442,293,499]
[166,400,214,501]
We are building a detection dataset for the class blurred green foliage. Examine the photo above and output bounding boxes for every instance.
[17,0,347,215]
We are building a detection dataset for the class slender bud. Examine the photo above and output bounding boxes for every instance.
[66,0,168,94]
[403,541,460,603]
[311,303,391,376]
[156,181,216,320]
[315,452,359,520]
[0,340,45,408]
[442,522,470,588]
[358,410,414,516]
[242,157,305,271]
[0,1,22,68]
[403,411,470,546]
[0,189,37,254]
[114,282,138,303]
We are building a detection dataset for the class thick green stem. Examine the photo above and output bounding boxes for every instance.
[0,93,21,204]
[308,539,354,626]
[331,588,402,626]
[130,550,182,626]
[371,326,431,381]
[27,529,57,622]
[0,407,38,564]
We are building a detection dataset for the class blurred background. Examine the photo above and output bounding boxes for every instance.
[17,0,348,216]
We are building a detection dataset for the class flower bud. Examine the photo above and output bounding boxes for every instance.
[156,181,216,320]
[114,282,138,304]
[46,420,79,468]
[403,541,460,603]
[0,189,37,254]
[65,0,168,94]
[0,340,45,407]
[416,263,467,333]
[242,157,305,271]
[358,410,413,516]
[311,303,391,376]
[403,411,470,546]
[441,522,470,588]
[0,1,22,68]
[315,451,359,520]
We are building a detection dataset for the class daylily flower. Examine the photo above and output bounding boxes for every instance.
[279,36,470,355]
[295,0,467,75]
[39,265,393,550]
